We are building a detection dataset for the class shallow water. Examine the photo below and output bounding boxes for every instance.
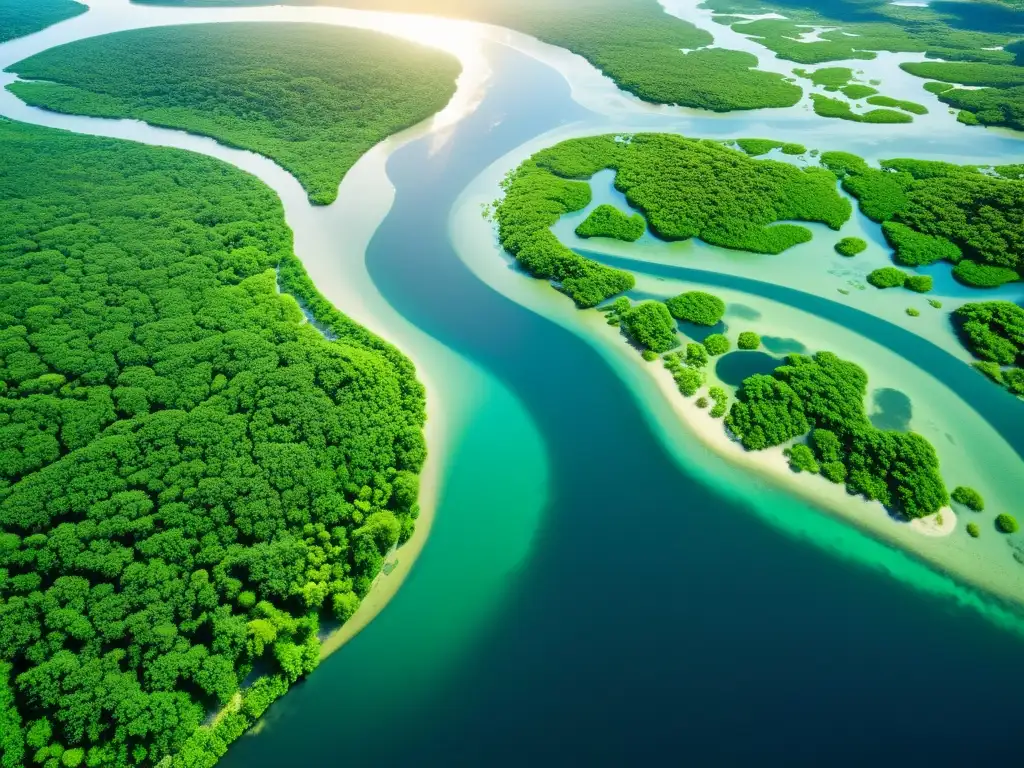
[2,1,1024,764]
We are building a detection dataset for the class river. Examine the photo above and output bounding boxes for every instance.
[2,0,1024,763]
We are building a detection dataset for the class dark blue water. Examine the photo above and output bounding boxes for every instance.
[223,44,1024,767]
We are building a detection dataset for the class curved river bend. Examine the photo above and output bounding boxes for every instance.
[1,2,1024,764]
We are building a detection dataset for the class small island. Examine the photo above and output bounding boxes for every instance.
[575,204,646,242]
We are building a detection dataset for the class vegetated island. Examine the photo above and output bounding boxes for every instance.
[820,152,1023,288]
[810,94,914,124]
[495,132,850,307]
[955,301,1024,396]
[6,23,462,205]
[901,60,1024,132]
[129,0,804,111]
[0,120,427,767]
[0,0,85,43]
[575,204,645,242]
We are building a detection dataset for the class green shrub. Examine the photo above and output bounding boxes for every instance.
[703,333,730,356]
[951,486,985,511]
[906,307,920,317]
[709,386,729,418]
[785,443,820,473]
[696,396,710,408]
[905,275,933,293]
[622,301,679,353]
[928,299,943,309]
[952,260,1020,288]
[675,366,704,397]
[575,203,646,242]
[867,267,908,288]
[666,290,726,326]
[821,461,847,484]
[967,522,980,538]
[835,236,867,256]
[996,513,1019,533]
[686,342,710,369]
[738,331,761,350]
[641,349,659,361]
[955,302,1023,366]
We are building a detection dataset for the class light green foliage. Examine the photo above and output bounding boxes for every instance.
[497,133,850,304]
[841,84,879,99]
[929,299,943,309]
[686,342,709,369]
[696,396,710,408]
[575,204,645,242]
[785,443,820,473]
[709,386,729,418]
[866,95,929,114]
[703,334,731,356]
[794,66,854,88]
[951,486,985,511]
[957,108,982,126]
[835,237,867,257]
[967,522,980,538]
[7,24,461,205]
[937,86,1024,132]
[905,275,932,293]
[0,0,85,43]
[666,291,726,326]
[901,61,1024,88]
[906,307,921,317]
[663,353,704,396]
[0,120,427,766]
[1006,367,1024,395]
[996,513,1020,533]
[622,302,679,353]
[882,221,961,266]
[810,94,914,123]
[727,352,948,518]
[955,302,1023,367]
[867,267,908,288]
[734,139,807,156]
[738,331,761,350]
[924,81,955,94]
[822,152,1024,278]
[995,164,1024,180]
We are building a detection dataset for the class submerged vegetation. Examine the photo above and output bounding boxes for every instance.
[0,0,85,42]
[575,205,645,242]
[0,120,426,767]
[727,352,948,518]
[7,24,461,205]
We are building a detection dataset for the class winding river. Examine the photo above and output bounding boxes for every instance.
[3,0,1024,763]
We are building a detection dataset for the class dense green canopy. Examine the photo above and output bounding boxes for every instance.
[0,120,426,767]
[0,0,85,43]
[575,205,645,242]
[7,24,461,205]
[727,352,948,518]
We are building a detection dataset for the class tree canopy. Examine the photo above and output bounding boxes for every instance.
[0,0,85,43]
[0,120,426,767]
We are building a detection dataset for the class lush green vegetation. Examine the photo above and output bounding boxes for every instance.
[952,486,985,511]
[900,60,1024,130]
[727,352,948,518]
[0,0,85,42]
[663,353,704,396]
[865,95,929,115]
[703,334,731,356]
[622,302,679,353]
[906,275,933,293]
[709,386,729,418]
[835,237,867,257]
[136,0,802,111]
[841,84,879,100]
[0,120,427,767]
[785,444,820,473]
[686,343,709,369]
[906,307,921,317]
[954,303,1023,394]
[868,267,908,289]
[497,133,850,305]
[738,332,761,350]
[575,205,645,242]
[934,86,1024,133]
[810,94,914,124]
[996,513,1020,533]
[901,61,1024,87]
[967,522,981,538]
[666,291,726,327]
[734,139,805,156]
[7,24,461,205]
[822,152,1023,284]
[794,67,854,89]
[924,81,955,94]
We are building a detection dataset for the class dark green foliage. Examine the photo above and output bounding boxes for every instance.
[954,302,1024,365]
[941,86,1024,132]
[709,386,729,418]
[0,120,426,766]
[703,334,730,356]
[835,237,867,256]
[622,302,678,353]
[957,108,982,125]
[882,221,961,266]
[727,352,948,517]
[841,84,879,99]
[0,0,85,43]
[905,275,933,293]
[737,331,761,350]
[901,60,1024,87]
[1005,367,1024,395]
[666,291,726,326]
[785,443,820,473]
[810,94,914,123]
[498,132,850,304]
[575,204,645,242]
[822,152,1024,277]
[7,24,460,205]
[867,267,908,288]
[967,522,980,537]
[951,486,985,511]
[866,95,929,114]
[996,513,1019,533]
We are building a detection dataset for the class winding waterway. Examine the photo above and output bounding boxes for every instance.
[2,0,1024,763]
